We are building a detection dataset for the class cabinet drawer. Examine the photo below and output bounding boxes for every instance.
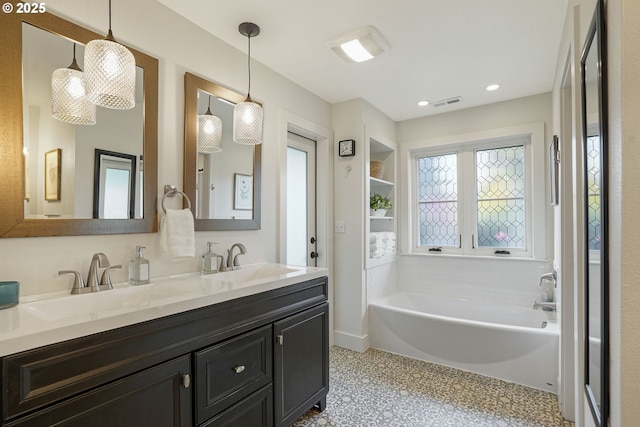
[201,384,273,427]
[4,356,192,427]
[195,325,272,424]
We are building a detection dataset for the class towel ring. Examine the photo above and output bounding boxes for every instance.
[161,187,191,214]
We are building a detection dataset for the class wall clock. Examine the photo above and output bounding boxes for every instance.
[338,139,355,157]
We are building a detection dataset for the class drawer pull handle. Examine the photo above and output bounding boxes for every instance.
[234,365,246,374]
[181,374,191,388]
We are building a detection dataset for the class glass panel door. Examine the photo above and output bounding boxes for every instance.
[287,133,316,266]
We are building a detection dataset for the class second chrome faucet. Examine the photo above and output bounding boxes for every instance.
[220,243,246,272]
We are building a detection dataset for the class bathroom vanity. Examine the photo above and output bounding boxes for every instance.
[0,265,328,427]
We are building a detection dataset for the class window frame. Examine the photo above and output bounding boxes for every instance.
[404,123,546,260]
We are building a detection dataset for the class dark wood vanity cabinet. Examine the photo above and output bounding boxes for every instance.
[0,276,328,427]
[274,303,329,427]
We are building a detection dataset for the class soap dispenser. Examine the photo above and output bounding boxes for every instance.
[129,245,150,286]
[201,242,221,275]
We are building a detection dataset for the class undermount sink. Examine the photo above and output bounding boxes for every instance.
[20,282,197,322]
[18,263,306,322]
[208,264,298,284]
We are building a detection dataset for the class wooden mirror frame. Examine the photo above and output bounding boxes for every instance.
[0,11,158,237]
[581,0,609,425]
[183,72,261,230]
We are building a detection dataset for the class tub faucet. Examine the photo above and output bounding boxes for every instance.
[224,243,247,271]
[87,253,113,292]
[533,301,557,311]
[539,271,556,287]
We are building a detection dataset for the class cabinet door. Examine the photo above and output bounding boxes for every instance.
[273,303,329,427]
[6,356,192,427]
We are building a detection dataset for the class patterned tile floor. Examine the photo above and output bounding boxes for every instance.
[293,346,574,427]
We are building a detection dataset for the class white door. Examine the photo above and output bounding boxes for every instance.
[99,156,133,219]
[287,132,317,266]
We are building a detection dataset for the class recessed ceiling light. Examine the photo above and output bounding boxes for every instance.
[486,84,500,91]
[417,100,430,107]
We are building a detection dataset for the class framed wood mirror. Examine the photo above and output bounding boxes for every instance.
[0,11,158,237]
[183,72,261,230]
[581,0,609,425]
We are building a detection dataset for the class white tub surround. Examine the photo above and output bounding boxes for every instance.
[369,292,559,392]
[393,254,553,308]
[0,263,327,356]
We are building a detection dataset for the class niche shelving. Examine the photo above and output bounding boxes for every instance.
[366,137,397,268]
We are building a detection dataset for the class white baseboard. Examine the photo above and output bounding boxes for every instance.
[333,330,370,353]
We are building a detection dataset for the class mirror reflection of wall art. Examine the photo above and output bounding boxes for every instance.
[44,148,61,201]
[234,173,253,210]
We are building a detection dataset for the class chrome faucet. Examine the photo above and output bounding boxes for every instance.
[59,253,115,294]
[225,243,247,271]
[87,253,111,291]
[539,271,557,287]
[533,301,557,311]
[536,270,557,311]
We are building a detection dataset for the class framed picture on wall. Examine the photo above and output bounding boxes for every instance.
[44,148,61,201]
[234,173,253,210]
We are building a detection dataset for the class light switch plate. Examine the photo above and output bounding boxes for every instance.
[335,221,346,233]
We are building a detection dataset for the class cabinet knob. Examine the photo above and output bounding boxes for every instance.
[181,374,191,388]
[234,365,246,374]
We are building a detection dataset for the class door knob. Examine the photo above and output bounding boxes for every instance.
[310,237,316,244]
[310,251,318,259]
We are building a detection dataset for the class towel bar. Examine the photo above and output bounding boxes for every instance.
[161,185,191,214]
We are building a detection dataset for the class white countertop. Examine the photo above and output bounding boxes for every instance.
[0,263,327,357]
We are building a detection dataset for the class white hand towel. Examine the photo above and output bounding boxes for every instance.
[160,208,195,258]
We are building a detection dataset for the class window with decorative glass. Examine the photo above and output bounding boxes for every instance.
[414,137,531,256]
[586,134,601,253]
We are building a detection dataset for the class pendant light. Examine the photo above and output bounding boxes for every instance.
[84,0,136,110]
[51,43,96,125]
[198,95,222,153]
[233,22,263,145]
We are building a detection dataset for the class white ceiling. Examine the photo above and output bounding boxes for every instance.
[158,0,568,122]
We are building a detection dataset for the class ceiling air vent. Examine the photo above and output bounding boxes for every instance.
[433,96,463,108]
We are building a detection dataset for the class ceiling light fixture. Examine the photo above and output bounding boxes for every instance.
[51,43,96,125]
[486,84,500,91]
[328,25,389,63]
[417,100,430,107]
[233,22,263,145]
[84,0,136,109]
[198,95,222,153]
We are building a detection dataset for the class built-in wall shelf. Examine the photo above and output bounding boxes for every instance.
[370,177,394,188]
[366,136,397,269]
